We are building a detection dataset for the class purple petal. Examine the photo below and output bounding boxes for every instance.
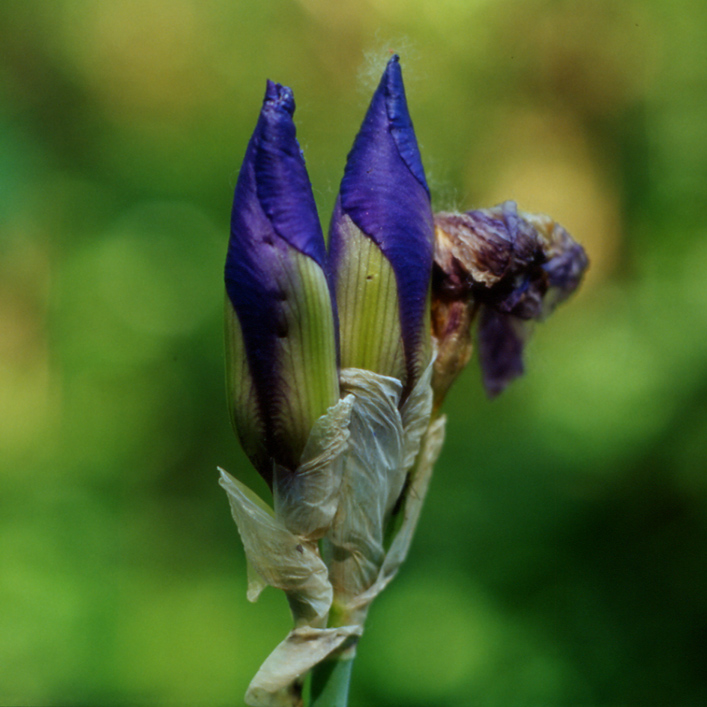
[252,82,328,267]
[465,201,537,270]
[330,55,434,383]
[477,308,529,398]
[543,239,589,296]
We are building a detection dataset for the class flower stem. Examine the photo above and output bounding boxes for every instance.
[309,653,355,707]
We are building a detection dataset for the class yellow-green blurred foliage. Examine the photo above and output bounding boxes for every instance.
[1,1,706,705]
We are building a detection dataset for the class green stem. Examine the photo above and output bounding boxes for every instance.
[309,653,355,707]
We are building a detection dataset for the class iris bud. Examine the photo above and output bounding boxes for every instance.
[225,81,339,484]
[329,55,434,396]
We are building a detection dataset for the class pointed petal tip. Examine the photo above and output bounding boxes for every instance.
[384,53,401,80]
[236,76,326,267]
[380,54,403,107]
[381,58,429,195]
[263,80,294,115]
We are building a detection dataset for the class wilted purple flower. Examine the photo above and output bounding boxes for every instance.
[225,80,339,484]
[329,54,434,395]
[433,201,589,398]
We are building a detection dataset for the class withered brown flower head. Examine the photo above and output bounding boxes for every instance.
[432,200,589,401]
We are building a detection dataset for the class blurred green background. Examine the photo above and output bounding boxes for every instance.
[1,0,706,705]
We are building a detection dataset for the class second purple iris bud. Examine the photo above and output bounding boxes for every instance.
[329,55,435,397]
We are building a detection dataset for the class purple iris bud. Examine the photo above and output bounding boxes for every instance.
[225,80,339,483]
[329,55,434,394]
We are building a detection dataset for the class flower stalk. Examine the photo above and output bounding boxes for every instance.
[309,643,356,707]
